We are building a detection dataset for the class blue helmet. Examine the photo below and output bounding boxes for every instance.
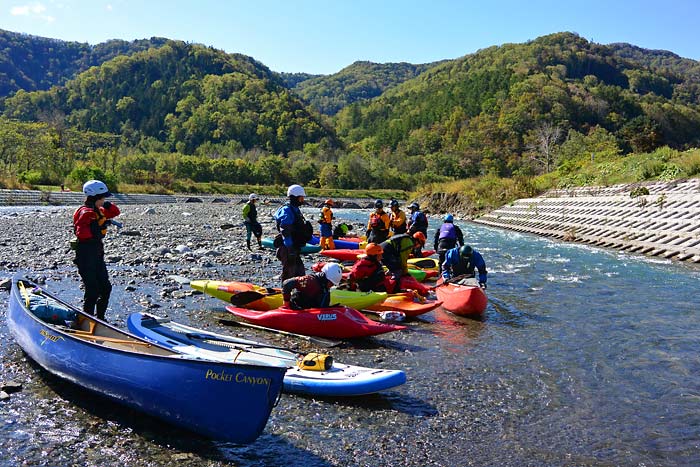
[444,214,454,222]
[374,199,383,208]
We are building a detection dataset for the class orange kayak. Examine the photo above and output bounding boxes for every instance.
[435,282,487,318]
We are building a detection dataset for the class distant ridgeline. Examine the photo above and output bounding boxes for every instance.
[2,30,700,193]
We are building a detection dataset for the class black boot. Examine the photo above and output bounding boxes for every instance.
[246,239,251,250]
[257,238,263,249]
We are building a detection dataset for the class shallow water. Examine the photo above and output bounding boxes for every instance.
[1,208,699,466]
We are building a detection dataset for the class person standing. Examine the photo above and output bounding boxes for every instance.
[380,233,430,295]
[242,193,263,250]
[72,180,120,320]
[274,184,311,282]
[441,245,488,289]
[366,199,391,244]
[433,214,464,273]
[318,199,335,250]
[407,202,428,236]
[282,263,343,309]
[389,199,407,235]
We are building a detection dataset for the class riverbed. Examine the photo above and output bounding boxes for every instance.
[1,204,699,466]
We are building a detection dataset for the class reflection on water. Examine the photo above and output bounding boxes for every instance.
[1,208,699,465]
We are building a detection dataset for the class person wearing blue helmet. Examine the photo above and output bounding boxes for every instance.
[433,213,464,274]
[442,245,488,289]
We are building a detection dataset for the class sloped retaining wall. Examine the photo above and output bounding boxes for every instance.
[473,179,700,263]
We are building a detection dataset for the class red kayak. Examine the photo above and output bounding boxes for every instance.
[435,281,488,318]
[225,305,406,339]
[321,249,436,261]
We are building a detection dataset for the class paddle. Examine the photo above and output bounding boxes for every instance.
[229,290,281,307]
[184,331,299,354]
[218,318,342,348]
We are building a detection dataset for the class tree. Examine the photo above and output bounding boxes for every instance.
[527,122,562,173]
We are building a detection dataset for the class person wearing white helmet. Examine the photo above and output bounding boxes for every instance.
[242,193,262,250]
[72,179,121,320]
[281,262,343,310]
[273,184,312,281]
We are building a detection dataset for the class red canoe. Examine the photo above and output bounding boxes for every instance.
[435,282,488,318]
[225,305,406,339]
[321,249,436,262]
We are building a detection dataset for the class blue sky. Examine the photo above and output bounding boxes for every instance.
[2,0,699,75]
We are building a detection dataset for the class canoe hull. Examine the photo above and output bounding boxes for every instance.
[8,275,285,444]
[128,313,407,396]
[435,283,488,317]
[225,305,406,339]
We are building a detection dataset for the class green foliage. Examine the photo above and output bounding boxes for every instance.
[67,166,118,192]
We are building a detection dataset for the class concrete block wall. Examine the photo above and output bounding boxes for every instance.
[474,179,700,263]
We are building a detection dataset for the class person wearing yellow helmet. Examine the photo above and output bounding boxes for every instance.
[318,199,335,250]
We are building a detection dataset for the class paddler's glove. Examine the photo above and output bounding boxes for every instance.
[283,236,293,248]
[103,201,112,209]
[479,282,487,290]
[108,219,123,229]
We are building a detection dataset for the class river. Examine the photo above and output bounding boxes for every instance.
[1,207,699,466]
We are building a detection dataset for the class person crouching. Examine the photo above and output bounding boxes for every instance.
[282,263,343,310]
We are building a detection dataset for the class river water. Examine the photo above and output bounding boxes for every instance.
[1,208,699,466]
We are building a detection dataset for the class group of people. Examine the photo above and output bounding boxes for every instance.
[74,180,487,321]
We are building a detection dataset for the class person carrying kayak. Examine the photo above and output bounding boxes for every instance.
[72,179,121,320]
[348,243,389,292]
[380,233,430,296]
[242,193,263,250]
[318,199,335,250]
[407,202,428,237]
[274,184,313,282]
[366,199,390,244]
[389,199,407,235]
[433,214,464,274]
[282,263,343,310]
[442,245,488,289]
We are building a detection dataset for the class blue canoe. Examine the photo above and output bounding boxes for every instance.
[7,274,286,444]
[309,235,361,250]
[261,237,322,254]
[127,312,407,397]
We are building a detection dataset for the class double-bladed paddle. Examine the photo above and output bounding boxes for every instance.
[218,318,342,348]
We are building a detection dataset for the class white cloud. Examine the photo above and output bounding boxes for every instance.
[10,3,47,16]
[106,4,113,11]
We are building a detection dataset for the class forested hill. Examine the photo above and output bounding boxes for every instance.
[335,32,700,177]
[0,29,169,97]
[285,61,442,115]
[2,40,336,155]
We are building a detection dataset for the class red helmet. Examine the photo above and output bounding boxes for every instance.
[325,199,334,206]
[412,231,426,245]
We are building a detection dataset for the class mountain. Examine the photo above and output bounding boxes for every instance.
[2,40,336,154]
[335,32,700,170]
[0,28,169,97]
[287,61,442,115]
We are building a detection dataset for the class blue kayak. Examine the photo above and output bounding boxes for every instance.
[127,312,407,397]
[261,237,322,254]
[309,235,361,250]
[7,275,286,444]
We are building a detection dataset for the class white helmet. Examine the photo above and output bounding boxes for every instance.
[287,184,306,197]
[83,180,111,197]
[321,263,343,286]
[249,193,258,201]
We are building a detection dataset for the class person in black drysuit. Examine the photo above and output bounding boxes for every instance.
[433,214,464,274]
[407,202,428,236]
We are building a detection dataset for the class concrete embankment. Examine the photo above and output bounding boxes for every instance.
[0,189,375,208]
[472,178,700,264]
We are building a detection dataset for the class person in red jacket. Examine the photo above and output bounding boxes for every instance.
[72,180,121,320]
[282,263,343,310]
[348,243,389,292]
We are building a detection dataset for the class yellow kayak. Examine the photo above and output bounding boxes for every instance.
[190,280,387,311]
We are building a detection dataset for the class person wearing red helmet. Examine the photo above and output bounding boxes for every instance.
[318,199,335,250]
[380,233,431,296]
[411,231,426,258]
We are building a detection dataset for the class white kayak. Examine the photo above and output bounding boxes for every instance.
[127,313,407,397]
